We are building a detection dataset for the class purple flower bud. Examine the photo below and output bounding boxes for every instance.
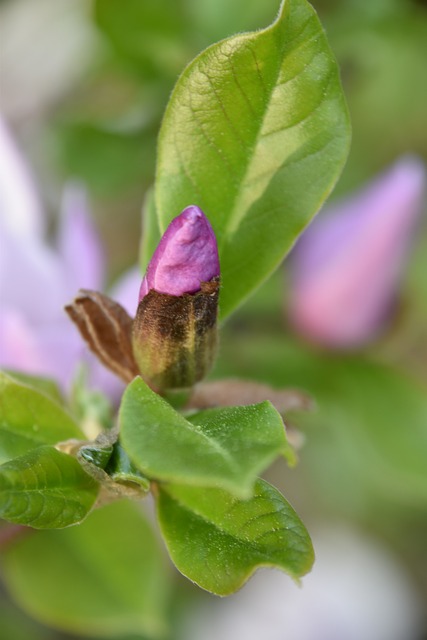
[139,205,220,300]
[133,205,220,390]
[289,157,426,348]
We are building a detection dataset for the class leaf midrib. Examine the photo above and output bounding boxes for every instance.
[221,15,325,244]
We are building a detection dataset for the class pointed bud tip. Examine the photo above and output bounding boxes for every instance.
[139,205,220,301]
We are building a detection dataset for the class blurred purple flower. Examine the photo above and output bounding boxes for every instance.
[289,157,426,348]
[0,119,140,393]
[139,205,220,300]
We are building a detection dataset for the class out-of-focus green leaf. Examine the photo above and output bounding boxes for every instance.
[119,377,288,497]
[0,446,98,529]
[94,0,193,79]
[70,370,114,434]
[156,0,350,318]
[214,333,427,515]
[186,0,278,42]
[1,501,170,637]
[57,121,156,196]
[157,478,314,595]
[2,371,63,405]
[324,3,427,192]
[0,600,53,640]
[0,372,84,465]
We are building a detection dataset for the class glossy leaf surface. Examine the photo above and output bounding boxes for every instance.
[157,478,314,595]
[119,376,289,497]
[156,0,350,318]
[0,372,84,464]
[0,446,98,528]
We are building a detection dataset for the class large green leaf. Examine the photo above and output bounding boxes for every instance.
[1,501,170,637]
[139,188,161,272]
[156,0,350,318]
[0,372,84,465]
[157,478,314,595]
[119,377,289,497]
[0,600,51,640]
[0,446,98,529]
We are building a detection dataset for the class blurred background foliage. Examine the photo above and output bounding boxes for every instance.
[2,0,427,277]
[1,0,427,638]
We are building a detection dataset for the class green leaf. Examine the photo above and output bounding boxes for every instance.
[157,478,314,595]
[0,600,51,640]
[78,440,114,471]
[57,121,156,196]
[95,0,192,79]
[0,446,98,529]
[76,429,150,498]
[187,0,279,43]
[0,372,84,465]
[119,377,288,497]
[105,443,151,491]
[3,370,63,405]
[70,369,114,433]
[1,501,170,637]
[215,332,427,515]
[156,0,351,319]
[139,187,161,272]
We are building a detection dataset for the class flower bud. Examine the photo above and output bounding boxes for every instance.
[133,206,220,390]
[288,157,426,348]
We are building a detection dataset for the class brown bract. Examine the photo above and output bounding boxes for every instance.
[188,379,314,414]
[65,281,220,392]
[65,290,139,383]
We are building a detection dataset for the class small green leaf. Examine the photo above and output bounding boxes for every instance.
[120,377,288,497]
[77,430,150,497]
[106,443,151,491]
[78,442,114,470]
[0,372,84,465]
[70,369,114,433]
[1,501,170,637]
[156,0,350,318]
[157,478,314,595]
[0,446,99,529]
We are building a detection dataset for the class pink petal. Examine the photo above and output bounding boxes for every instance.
[289,156,426,348]
[139,205,220,300]
[0,117,44,237]
[58,182,105,296]
[0,225,65,324]
[0,309,83,389]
